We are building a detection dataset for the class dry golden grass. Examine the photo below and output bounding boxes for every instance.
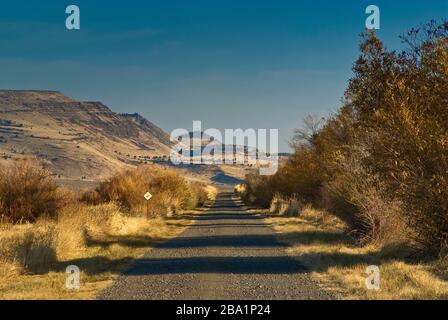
[0,203,198,300]
[234,184,246,194]
[263,206,448,300]
[204,185,218,202]
[269,194,304,217]
[0,150,217,299]
[0,161,62,223]
[87,164,215,216]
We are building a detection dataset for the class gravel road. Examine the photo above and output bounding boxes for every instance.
[98,190,333,300]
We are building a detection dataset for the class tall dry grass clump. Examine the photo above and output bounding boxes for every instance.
[0,161,62,223]
[88,164,212,216]
[55,203,123,259]
[188,183,217,208]
[234,184,246,195]
[0,161,214,283]
[0,220,57,275]
[91,165,192,216]
[269,194,303,217]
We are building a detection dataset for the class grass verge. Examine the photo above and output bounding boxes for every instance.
[0,162,217,300]
[0,205,204,300]
[257,206,448,300]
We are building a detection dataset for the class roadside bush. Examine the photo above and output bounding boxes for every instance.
[241,173,274,208]
[91,164,212,216]
[234,184,246,195]
[186,183,217,209]
[0,161,62,223]
[242,21,448,253]
[344,23,448,252]
[79,189,102,205]
[321,151,408,244]
[269,194,303,217]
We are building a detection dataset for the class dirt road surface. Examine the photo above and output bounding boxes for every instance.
[98,190,333,300]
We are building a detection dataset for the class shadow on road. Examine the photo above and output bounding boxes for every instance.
[159,234,286,249]
[57,255,309,276]
[211,172,242,185]
[86,233,286,249]
[127,256,307,275]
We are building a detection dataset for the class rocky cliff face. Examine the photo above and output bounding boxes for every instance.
[0,90,172,181]
[120,112,171,145]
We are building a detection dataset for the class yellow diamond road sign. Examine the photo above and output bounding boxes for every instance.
[144,192,153,201]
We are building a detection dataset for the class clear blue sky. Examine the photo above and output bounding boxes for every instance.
[0,1,446,151]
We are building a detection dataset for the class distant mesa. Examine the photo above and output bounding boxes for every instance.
[0,90,172,181]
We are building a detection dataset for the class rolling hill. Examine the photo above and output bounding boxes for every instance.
[0,90,172,182]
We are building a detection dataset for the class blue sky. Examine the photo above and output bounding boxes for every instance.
[0,1,446,151]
